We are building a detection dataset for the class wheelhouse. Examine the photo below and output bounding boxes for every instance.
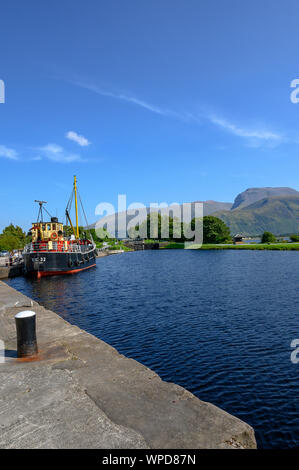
[31,217,64,242]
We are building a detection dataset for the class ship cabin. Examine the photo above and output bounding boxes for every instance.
[30,217,69,252]
[31,217,64,243]
[29,216,93,254]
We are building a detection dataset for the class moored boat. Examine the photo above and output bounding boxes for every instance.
[23,176,97,278]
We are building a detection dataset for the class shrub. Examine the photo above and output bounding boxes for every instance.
[261,231,276,243]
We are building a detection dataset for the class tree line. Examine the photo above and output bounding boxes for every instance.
[0,224,29,251]
[129,214,232,244]
[1,219,298,251]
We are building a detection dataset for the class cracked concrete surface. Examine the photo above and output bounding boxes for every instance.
[0,281,256,449]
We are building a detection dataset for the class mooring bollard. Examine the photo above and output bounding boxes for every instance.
[15,311,38,358]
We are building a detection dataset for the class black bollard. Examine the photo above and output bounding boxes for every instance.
[15,311,38,358]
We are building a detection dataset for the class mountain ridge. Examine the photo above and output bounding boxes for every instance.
[91,186,299,237]
[231,187,299,210]
[215,195,299,235]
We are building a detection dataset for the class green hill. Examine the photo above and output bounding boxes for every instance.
[91,186,299,238]
[231,187,299,210]
[214,196,299,235]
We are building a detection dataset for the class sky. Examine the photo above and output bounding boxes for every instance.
[1,0,299,230]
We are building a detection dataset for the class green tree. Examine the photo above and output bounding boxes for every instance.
[0,224,28,251]
[191,216,231,244]
[2,224,27,244]
[290,234,299,242]
[146,213,162,239]
[130,213,162,240]
[93,227,110,240]
[63,225,74,237]
[131,213,184,241]
[63,225,100,240]
[261,231,277,243]
[0,234,21,251]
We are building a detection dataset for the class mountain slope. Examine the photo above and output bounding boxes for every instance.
[215,196,299,235]
[91,200,232,236]
[198,200,232,215]
[91,187,299,237]
[231,187,299,210]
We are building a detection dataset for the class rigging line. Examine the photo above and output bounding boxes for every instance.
[37,206,42,223]
[66,189,73,212]
[78,196,83,232]
[66,192,74,229]
[65,190,74,235]
[70,191,74,212]
[66,186,74,211]
[78,191,94,242]
[78,191,89,226]
[43,206,53,219]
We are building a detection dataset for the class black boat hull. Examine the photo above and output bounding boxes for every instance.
[23,248,97,278]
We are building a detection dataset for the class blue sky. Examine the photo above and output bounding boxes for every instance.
[1,0,299,230]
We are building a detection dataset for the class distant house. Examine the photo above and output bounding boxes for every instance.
[233,234,244,244]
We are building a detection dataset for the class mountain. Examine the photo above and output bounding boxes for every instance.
[214,196,299,235]
[91,200,232,237]
[231,187,299,210]
[198,200,232,215]
[91,187,299,238]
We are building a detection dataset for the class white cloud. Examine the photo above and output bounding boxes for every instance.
[0,145,18,160]
[42,143,62,154]
[208,115,283,145]
[70,78,285,148]
[72,81,186,120]
[66,130,90,147]
[38,143,84,163]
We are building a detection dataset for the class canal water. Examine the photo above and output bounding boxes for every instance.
[6,250,299,448]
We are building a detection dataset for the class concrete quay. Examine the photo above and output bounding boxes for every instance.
[0,264,24,280]
[0,281,256,449]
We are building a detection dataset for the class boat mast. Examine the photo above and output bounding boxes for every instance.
[74,175,79,239]
[35,200,47,223]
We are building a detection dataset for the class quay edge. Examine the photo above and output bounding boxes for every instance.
[0,264,24,280]
[0,280,257,449]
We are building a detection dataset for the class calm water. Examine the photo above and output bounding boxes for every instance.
[6,250,299,448]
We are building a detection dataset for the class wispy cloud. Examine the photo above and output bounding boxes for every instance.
[66,130,90,147]
[37,143,84,163]
[70,79,285,148]
[31,156,42,161]
[0,145,18,160]
[208,115,283,146]
[72,80,187,120]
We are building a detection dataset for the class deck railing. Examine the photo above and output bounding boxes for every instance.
[23,241,95,254]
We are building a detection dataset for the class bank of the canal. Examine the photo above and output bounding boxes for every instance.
[0,280,256,449]
[162,242,299,250]
[0,264,24,280]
